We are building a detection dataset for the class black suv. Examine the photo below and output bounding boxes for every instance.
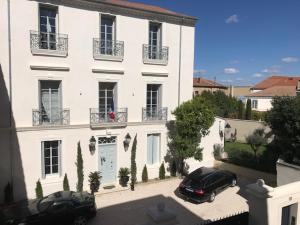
[1,191,96,225]
[178,168,237,203]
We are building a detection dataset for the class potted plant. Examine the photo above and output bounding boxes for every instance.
[88,171,101,194]
[118,167,130,187]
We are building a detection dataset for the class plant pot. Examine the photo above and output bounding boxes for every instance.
[119,176,129,187]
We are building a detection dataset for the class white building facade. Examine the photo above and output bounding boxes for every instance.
[0,0,223,201]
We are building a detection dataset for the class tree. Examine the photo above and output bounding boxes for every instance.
[266,96,300,163]
[159,162,166,180]
[63,173,70,191]
[168,96,215,174]
[142,165,148,182]
[130,135,137,190]
[245,99,252,120]
[76,142,84,192]
[35,179,43,199]
[170,160,177,177]
[245,128,267,160]
[237,100,244,119]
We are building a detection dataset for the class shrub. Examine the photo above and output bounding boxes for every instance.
[35,179,43,199]
[118,167,130,177]
[245,128,267,160]
[142,165,148,182]
[63,174,70,191]
[170,160,177,177]
[130,135,137,189]
[159,162,166,180]
[88,171,101,194]
[4,182,13,204]
[252,111,267,121]
[76,142,84,192]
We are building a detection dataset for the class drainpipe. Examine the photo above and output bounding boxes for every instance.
[177,19,183,106]
[7,0,13,189]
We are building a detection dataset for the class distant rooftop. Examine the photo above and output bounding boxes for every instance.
[246,85,297,97]
[251,75,300,90]
[193,77,227,89]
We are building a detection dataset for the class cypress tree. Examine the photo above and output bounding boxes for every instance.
[130,135,137,189]
[142,165,148,182]
[63,173,70,191]
[159,162,166,180]
[35,179,43,199]
[76,142,84,192]
[245,99,252,120]
[237,100,244,119]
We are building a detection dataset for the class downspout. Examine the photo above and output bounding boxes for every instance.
[7,0,13,189]
[177,19,183,106]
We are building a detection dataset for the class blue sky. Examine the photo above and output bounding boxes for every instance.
[134,0,300,85]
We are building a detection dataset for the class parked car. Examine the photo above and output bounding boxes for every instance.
[178,168,237,203]
[1,191,96,225]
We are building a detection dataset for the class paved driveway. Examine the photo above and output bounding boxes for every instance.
[89,176,253,225]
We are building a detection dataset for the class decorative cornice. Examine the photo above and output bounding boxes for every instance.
[142,72,168,77]
[92,68,124,74]
[36,0,197,27]
[30,65,70,71]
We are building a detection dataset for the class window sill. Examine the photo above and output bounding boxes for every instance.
[94,54,123,62]
[31,49,68,57]
[143,59,168,66]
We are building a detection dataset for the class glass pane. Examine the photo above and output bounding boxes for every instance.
[44,148,50,157]
[52,157,58,165]
[52,165,58,174]
[52,147,58,157]
[45,166,51,175]
[44,157,50,166]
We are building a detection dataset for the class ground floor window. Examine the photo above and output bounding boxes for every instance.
[147,134,160,165]
[41,140,61,177]
[251,99,258,109]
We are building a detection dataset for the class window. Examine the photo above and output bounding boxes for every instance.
[42,140,61,177]
[149,22,161,59]
[40,81,62,124]
[100,15,115,55]
[146,84,161,119]
[99,82,117,113]
[251,99,258,109]
[39,5,58,50]
[147,134,160,165]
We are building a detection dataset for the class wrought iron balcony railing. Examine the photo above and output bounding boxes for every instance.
[142,107,168,121]
[30,30,68,56]
[143,44,169,65]
[90,108,128,126]
[32,109,70,126]
[93,39,124,61]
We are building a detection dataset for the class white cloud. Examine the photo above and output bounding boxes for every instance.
[282,57,298,63]
[224,68,239,74]
[253,73,263,77]
[225,14,239,24]
[194,69,207,75]
[261,65,281,73]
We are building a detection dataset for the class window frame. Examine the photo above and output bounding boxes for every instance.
[147,133,161,166]
[148,22,162,59]
[251,99,258,109]
[100,14,116,55]
[41,140,62,178]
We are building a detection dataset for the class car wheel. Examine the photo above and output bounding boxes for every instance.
[74,216,87,225]
[208,192,216,203]
[231,179,237,187]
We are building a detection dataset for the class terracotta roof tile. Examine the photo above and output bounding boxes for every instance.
[251,75,300,90]
[101,0,193,18]
[193,77,227,89]
[246,86,297,97]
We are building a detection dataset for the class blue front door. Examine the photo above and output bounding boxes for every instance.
[98,137,117,184]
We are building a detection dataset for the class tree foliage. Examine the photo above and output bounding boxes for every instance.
[130,135,137,186]
[142,165,148,182]
[159,162,166,180]
[76,142,84,192]
[245,128,267,159]
[35,179,43,199]
[63,173,70,191]
[237,100,244,119]
[200,90,239,118]
[245,99,252,120]
[266,96,300,163]
[168,95,215,174]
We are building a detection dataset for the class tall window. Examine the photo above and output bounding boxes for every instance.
[147,134,160,165]
[39,5,57,50]
[147,84,161,117]
[100,15,115,55]
[40,81,62,124]
[42,140,61,177]
[149,22,161,59]
[99,82,116,113]
[251,99,258,109]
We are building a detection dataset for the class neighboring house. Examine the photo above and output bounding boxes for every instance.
[245,76,300,111]
[227,85,252,99]
[193,77,228,96]
[0,0,223,201]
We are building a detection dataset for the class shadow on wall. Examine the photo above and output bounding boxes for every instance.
[89,194,211,225]
[0,64,27,203]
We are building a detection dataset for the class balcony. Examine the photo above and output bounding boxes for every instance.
[32,109,70,126]
[143,44,169,65]
[142,107,168,122]
[30,30,68,57]
[90,108,128,128]
[93,39,124,61]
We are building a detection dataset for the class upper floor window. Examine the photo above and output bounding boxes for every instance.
[147,84,161,111]
[100,15,115,55]
[39,5,58,50]
[148,22,162,59]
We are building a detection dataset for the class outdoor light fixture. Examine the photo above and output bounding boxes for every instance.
[123,133,132,151]
[89,136,96,154]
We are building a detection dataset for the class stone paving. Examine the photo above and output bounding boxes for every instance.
[88,176,252,225]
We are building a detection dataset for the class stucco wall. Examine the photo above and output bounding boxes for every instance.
[248,97,273,112]
[277,159,300,186]
[224,118,270,143]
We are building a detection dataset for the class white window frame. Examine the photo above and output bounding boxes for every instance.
[149,22,162,59]
[100,14,116,55]
[251,99,258,109]
[41,140,62,178]
[147,133,161,166]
